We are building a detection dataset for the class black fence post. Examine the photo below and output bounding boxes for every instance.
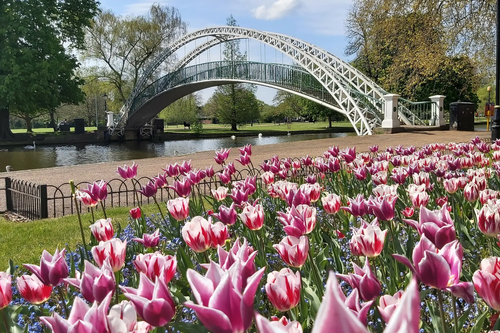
[39,184,48,219]
[5,177,12,212]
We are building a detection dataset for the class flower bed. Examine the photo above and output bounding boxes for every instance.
[1,138,500,332]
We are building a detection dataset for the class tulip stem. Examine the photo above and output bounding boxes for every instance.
[437,289,448,333]
[154,197,166,221]
[1,308,10,333]
[56,285,68,319]
[307,249,324,298]
[91,207,95,223]
[100,200,107,219]
[132,180,147,236]
[115,270,121,305]
[72,190,89,260]
[452,295,458,333]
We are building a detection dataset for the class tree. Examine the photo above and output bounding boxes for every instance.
[159,94,201,126]
[0,0,97,138]
[83,5,187,106]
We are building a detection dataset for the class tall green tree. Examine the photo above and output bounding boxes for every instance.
[0,0,98,138]
[159,94,201,125]
[83,5,187,106]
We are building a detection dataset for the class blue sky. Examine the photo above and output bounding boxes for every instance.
[98,0,354,104]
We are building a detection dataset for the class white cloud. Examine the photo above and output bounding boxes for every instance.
[122,0,170,16]
[253,0,300,20]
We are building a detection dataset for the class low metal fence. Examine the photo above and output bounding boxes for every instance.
[2,177,48,220]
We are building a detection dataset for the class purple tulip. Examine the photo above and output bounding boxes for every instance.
[168,178,192,197]
[212,202,238,225]
[81,180,108,202]
[137,181,157,198]
[24,248,68,287]
[230,188,250,207]
[236,152,252,166]
[277,204,317,237]
[214,148,231,165]
[341,194,368,217]
[366,195,397,221]
[121,272,176,327]
[217,170,232,184]
[117,162,138,179]
[153,173,168,188]
[393,236,474,303]
[337,258,381,302]
[163,163,180,177]
[64,260,115,304]
[179,159,192,175]
[133,229,160,248]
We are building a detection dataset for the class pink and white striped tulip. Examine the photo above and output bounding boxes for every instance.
[277,204,317,237]
[480,189,499,205]
[17,274,52,304]
[321,193,341,214]
[182,216,212,253]
[476,201,500,237]
[81,180,108,202]
[90,218,114,242]
[261,171,275,185]
[91,239,127,272]
[167,197,190,221]
[240,203,265,230]
[464,182,480,202]
[24,248,68,287]
[210,221,229,248]
[0,272,11,309]
[255,314,303,333]
[75,190,98,207]
[211,186,229,201]
[473,257,500,311]
[133,252,177,284]
[214,148,231,165]
[350,218,387,258]
[367,196,397,221]
[378,290,404,324]
[265,268,301,312]
[273,235,309,268]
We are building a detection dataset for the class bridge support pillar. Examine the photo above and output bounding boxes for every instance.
[382,94,401,129]
[430,95,446,127]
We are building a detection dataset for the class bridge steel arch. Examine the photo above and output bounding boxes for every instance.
[119,27,396,135]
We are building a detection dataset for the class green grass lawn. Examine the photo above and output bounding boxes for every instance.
[0,204,161,269]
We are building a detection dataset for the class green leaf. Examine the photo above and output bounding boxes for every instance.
[457,308,471,331]
[301,277,321,317]
[170,322,209,333]
[470,309,489,333]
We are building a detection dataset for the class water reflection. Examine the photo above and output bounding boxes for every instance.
[0,132,351,172]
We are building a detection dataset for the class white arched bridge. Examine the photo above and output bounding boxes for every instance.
[113,26,439,136]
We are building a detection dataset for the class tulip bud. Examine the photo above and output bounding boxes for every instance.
[24,248,68,287]
[464,182,480,202]
[211,186,228,201]
[378,290,404,324]
[476,202,500,237]
[134,252,177,284]
[265,268,301,312]
[350,218,387,258]
[182,216,212,253]
[92,239,127,272]
[167,197,190,221]
[17,274,52,304]
[322,193,341,214]
[129,207,141,219]
[239,204,265,230]
[274,236,309,268]
[0,272,12,309]
[90,218,114,242]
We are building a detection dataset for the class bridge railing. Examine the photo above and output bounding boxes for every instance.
[398,98,435,126]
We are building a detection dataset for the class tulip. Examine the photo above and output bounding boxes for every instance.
[321,193,341,214]
[435,196,448,207]
[338,258,381,301]
[476,201,500,237]
[137,181,157,198]
[277,204,317,237]
[390,167,409,184]
[238,144,252,156]
[182,216,212,253]
[230,188,250,207]
[81,180,108,202]
[64,260,115,303]
[205,165,215,178]
[134,252,177,284]
[373,184,399,201]
[214,148,231,165]
[256,314,303,333]
[366,196,397,221]
[408,187,430,208]
[339,147,356,163]
[0,272,12,309]
[341,194,368,217]
[133,229,160,248]
[473,257,500,311]
[480,189,499,205]
[212,186,229,201]
[212,203,238,225]
[413,171,430,189]
[187,169,207,185]
[179,160,192,175]
[236,152,251,166]
[240,203,265,230]
[185,262,265,333]
[153,173,168,189]
[261,171,275,185]
[75,190,98,207]
[372,171,387,185]
[300,182,321,202]
[464,182,479,202]
[265,268,301,312]
[211,221,229,248]
[404,204,456,248]
[167,197,190,221]
[92,238,127,272]
[90,218,114,242]
[286,187,310,207]
[378,290,404,324]
[17,274,52,304]
[24,248,68,287]
[163,163,180,177]
[129,207,141,220]
[401,207,414,217]
[393,236,474,303]
[217,170,232,184]
[350,218,387,258]
[274,235,309,268]
[107,301,138,332]
[121,272,176,327]
[117,162,138,179]
[168,178,192,197]
[354,166,367,180]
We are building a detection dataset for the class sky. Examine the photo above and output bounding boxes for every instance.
[98,0,354,104]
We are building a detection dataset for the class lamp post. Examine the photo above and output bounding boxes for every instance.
[492,0,500,141]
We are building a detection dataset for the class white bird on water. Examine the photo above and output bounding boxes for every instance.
[287,132,291,136]
[231,135,236,140]
[258,133,262,138]
[6,165,13,172]
[24,141,36,150]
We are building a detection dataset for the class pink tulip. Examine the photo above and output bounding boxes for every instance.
[17,274,52,304]
[401,207,414,217]
[0,272,12,309]
[212,186,229,201]
[167,197,190,221]
[182,216,212,253]
[24,248,68,287]
[390,167,409,184]
[366,196,397,221]
[393,236,474,303]
[480,189,499,205]
[117,162,138,179]
[403,204,456,248]
[163,163,180,177]
[473,257,500,311]
[41,292,113,332]
[90,218,114,242]
[152,173,168,189]
[338,258,381,301]
[265,268,301,312]
[339,146,356,163]
[214,148,231,165]
[274,236,309,268]
[205,165,215,178]
[211,221,229,248]
[129,207,141,219]
[212,203,238,225]
[107,301,138,332]
[133,229,160,248]
[187,169,206,185]
[256,314,303,333]
[372,184,399,201]
[75,190,98,207]
[277,204,317,237]
[464,182,479,202]
[137,181,157,198]
[179,160,192,175]
[261,171,275,185]
[286,187,310,207]
[168,178,192,197]
[230,188,250,207]
[121,272,176,327]
[476,201,500,237]
[413,171,430,189]
[240,203,265,230]
[236,152,251,166]
[300,183,321,202]
[92,238,127,272]
[81,180,108,202]
[372,171,388,185]
[341,194,368,217]
[378,290,404,324]
[134,252,177,284]
[350,218,387,258]
[321,193,341,214]
[185,262,265,333]
[65,260,115,304]
[354,166,367,180]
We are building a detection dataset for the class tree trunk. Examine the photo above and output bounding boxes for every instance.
[49,108,57,131]
[328,115,332,128]
[24,115,33,133]
[0,108,14,140]
[231,84,237,131]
